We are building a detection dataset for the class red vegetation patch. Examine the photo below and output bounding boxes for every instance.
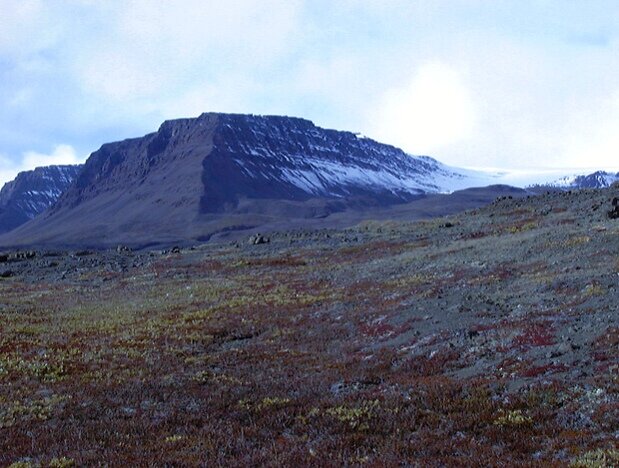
[241,255,308,268]
[359,321,398,338]
[512,323,556,348]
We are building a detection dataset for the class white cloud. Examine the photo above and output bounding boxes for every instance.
[0,0,59,57]
[0,145,83,187]
[370,62,476,155]
[294,57,360,96]
[561,96,619,170]
[79,51,163,101]
[2,0,619,176]
[74,0,302,106]
[22,144,82,170]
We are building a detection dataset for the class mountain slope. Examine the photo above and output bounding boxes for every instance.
[199,114,493,210]
[541,170,619,190]
[0,113,498,247]
[0,165,83,234]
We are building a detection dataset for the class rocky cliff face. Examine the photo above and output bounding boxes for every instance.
[197,114,479,212]
[0,113,493,247]
[52,113,483,214]
[0,165,83,234]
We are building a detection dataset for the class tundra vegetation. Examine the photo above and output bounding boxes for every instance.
[0,188,618,466]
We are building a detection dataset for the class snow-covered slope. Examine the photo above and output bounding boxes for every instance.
[201,114,497,210]
[545,171,619,190]
[0,165,83,234]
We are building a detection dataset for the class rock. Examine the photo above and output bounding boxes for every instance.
[74,250,94,257]
[608,197,619,218]
[556,343,571,354]
[121,407,137,418]
[10,251,37,261]
[249,234,269,245]
[0,270,14,278]
[116,245,132,253]
[330,382,345,395]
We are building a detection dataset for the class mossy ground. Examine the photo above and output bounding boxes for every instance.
[1,188,618,466]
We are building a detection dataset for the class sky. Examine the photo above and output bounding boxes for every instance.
[1,0,619,186]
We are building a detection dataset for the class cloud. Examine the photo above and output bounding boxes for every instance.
[0,145,83,187]
[0,0,60,58]
[2,0,619,176]
[22,144,82,170]
[370,62,476,155]
[74,0,303,104]
[561,89,619,169]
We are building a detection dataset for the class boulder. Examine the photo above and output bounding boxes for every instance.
[248,234,270,245]
[608,198,619,219]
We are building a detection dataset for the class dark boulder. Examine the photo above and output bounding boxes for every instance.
[608,198,619,219]
[249,234,270,245]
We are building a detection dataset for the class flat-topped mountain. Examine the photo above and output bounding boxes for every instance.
[0,113,496,248]
[0,165,83,234]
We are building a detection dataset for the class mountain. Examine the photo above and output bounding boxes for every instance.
[541,170,619,190]
[0,113,499,248]
[0,165,83,234]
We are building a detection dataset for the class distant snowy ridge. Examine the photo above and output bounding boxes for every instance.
[537,170,619,190]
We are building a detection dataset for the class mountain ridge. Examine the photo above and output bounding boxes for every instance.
[534,170,619,190]
[0,164,83,234]
[0,113,499,247]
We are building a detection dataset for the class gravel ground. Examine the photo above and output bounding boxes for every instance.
[0,187,618,465]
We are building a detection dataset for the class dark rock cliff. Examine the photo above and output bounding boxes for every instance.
[0,165,82,233]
